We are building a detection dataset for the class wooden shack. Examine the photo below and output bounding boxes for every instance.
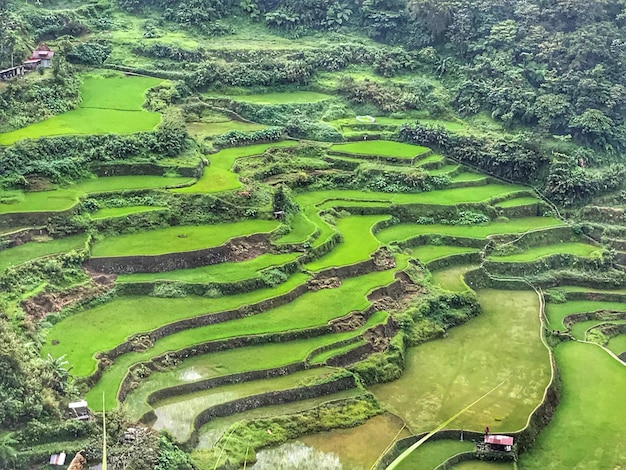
[0,65,25,80]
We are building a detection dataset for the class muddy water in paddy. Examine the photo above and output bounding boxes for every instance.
[369,289,550,434]
[252,413,410,469]
[430,264,476,292]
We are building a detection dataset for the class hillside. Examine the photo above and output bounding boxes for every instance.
[0,1,625,469]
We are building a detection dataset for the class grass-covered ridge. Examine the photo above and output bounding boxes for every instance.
[91,220,279,257]
[0,73,163,145]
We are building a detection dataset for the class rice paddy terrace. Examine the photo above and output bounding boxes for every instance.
[1,75,625,470]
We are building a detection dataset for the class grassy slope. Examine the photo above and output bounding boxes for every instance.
[91,220,278,257]
[409,245,477,263]
[495,197,541,207]
[223,91,332,104]
[369,290,550,433]
[545,300,626,331]
[274,212,317,244]
[295,184,526,208]
[90,206,164,219]
[304,215,389,271]
[489,242,600,262]
[330,141,429,158]
[376,217,564,244]
[431,265,476,292]
[173,141,299,194]
[152,367,335,441]
[86,267,403,410]
[0,74,163,145]
[117,252,300,283]
[125,312,386,418]
[607,334,626,355]
[396,440,475,470]
[519,342,626,469]
[0,175,192,214]
[0,234,87,271]
[43,273,311,377]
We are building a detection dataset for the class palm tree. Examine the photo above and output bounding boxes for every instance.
[0,434,18,469]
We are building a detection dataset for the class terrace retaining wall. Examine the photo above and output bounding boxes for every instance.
[85,233,273,274]
[137,363,311,407]
[0,227,48,248]
[91,160,203,179]
[0,208,77,230]
[564,291,626,303]
[185,375,357,447]
[561,310,626,330]
[483,254,600,278]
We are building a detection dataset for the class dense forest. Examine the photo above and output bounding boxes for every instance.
[1,0,625,469]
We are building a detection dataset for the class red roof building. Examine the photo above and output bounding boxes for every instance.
[484,434,514,452]
[28,44,55,68]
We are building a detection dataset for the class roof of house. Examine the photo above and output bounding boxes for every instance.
[485,435,514,446]
[31,50,54,60]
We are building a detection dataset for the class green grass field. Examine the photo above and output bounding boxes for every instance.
[395,440,475,470]
[376,217,564,244]
[304,215,389,271]
[0,74,163,145]
[0,234,87,272]
[223,91,332,104]
[295,185,527,210]
[489,242,601,262]
[408,245,478,263]
[545,300,626,331]
[289,413,410,469]
[43,273,311,378]
[607,334,626,355]
[495,197,541,208]
[329,141,430,158]
[152,367,335,441]
[274,212,317,244]
[117,252,300,283]
[124,315,384,419]
[417,154,445,166]
[85,267,401,409]
[0,176,192,214]
[90,206,165,220]
[370,290,550,433]
[449,172,487,183]
[518,342,626,469]
[91,220,278,257]
[431,265,476,292]
[80,74,164,110]
[186,120,267,139]
[570,319,626,341]
[173,141,299,194]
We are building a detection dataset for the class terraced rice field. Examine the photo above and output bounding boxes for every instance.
[329,140,430,158]
[0,234,87,272]
[11,83,618,469]
[489,242,601,262]
[0,73,163,145]
[224,91,333,104]
[0,175,192,214]
[304,215,389,271]
[173,141,299,193]
[607,334,626,355]
[91,220,279,257]
[518,342,626,469]
[395,440,475,470]
[117,252,300,283]
[376,217,564,244]
[369,290,551,433]
[90,206,165,219]
[545,300,626,331]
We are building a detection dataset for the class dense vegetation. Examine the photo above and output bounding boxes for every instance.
[0,0,625,469]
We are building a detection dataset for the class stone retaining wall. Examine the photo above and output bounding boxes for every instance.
[85,233,273,274]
